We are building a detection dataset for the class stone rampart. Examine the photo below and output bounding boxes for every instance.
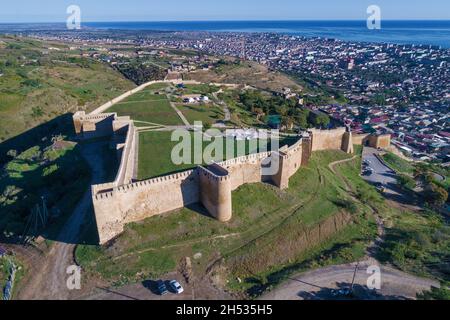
[74,88,355,244]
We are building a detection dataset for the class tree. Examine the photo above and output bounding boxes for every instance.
[294,108,310,129]
[424,183,448,207]
[397,174,416,190]
[252,107,265,121]
[309,112,330,128]
[281,116,294,131]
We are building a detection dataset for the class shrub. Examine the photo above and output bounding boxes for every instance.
[424,183,448,207]
[397,174,416,190]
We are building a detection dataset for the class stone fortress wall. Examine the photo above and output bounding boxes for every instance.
[75,108,356,244]
[352,133,392,149]
[73,81,389,244]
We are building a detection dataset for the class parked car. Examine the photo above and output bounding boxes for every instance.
[169,280,184,294]
[375,182,386,193]
[156,280,169,296]
[339,288,353,297]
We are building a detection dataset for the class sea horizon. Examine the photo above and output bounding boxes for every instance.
[1,20,450,48]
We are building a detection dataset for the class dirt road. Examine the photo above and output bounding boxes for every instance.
[261,260,439,300]
[17,141,108,300]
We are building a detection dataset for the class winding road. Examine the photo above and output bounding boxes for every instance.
[261,260,440,300]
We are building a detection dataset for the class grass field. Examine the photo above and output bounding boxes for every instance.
[109,94,183,126]
[176,104,225,126]
[76,147,379,294]
[137,131,298,180]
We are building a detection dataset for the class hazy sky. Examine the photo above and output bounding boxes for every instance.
[0,0,449,23]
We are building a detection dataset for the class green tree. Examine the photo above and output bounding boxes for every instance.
[397,174,416,190]
[309,112,330,128]
[294,108,310,129]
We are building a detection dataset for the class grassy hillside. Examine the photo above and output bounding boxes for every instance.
[185,59,302,92]
[381,152,415,174]
[0,35,134,143]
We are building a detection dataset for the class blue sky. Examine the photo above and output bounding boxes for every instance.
[0,0,449,23]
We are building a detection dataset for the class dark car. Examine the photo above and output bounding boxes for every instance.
[156,280,169,296]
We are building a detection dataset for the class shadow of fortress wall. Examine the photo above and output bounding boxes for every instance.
[0,113,75,165]
[74,112,355,245]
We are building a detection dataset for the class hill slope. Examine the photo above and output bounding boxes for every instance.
[0,36,135,142]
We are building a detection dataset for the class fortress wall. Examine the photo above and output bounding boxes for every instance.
[80,106,352,243]
[310,128,348,152]
[284,139,304,177]
[369,134,391,149]
[90,80,170,115]
[351,133,391,149]
[93,170,200,244]
[72,112,117,139]
[269,152,290,189]
[352,133,370,146]
[73,111,85,134]
[112,122,136,187]
[342,131,354,154]
[301,137,313,167]
[198,166,232,222]
[113,117,132,133]
[218,152,270,191]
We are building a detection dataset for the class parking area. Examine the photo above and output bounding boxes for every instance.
[86,276,193,301]
[361,147,398,194]
[361,147,422,209]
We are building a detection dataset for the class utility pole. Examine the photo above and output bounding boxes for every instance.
[350,262,360,294]
[22,197,48,244]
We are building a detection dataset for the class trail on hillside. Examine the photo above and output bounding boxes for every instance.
[329,155,385,257]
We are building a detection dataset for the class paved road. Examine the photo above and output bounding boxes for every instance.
[261,260,439,300]
[362,147,397,188]
[361,147,422,209]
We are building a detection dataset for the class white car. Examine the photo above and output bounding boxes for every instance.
[169,280,184,294]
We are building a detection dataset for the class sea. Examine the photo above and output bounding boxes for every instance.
[82,20,450,48]
[1,20,450,48]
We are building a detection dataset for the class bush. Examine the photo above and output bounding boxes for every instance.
[333,199,358,214]
[417,285,450,300]
[397,174,416,190]
[424,183,448,207]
